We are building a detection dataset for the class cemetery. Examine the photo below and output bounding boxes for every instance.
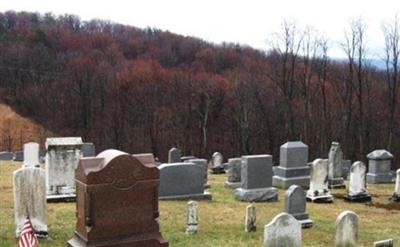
[1,142,399,246]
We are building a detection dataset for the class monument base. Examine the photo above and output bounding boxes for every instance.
[159,192,212,201]
[272,175,310,189]
[235,187,278,202]
[344,193,372,202]
[224,181,242,189]
[367,173,394,184]
[47,194,76,203]
[306,194,333,203]
[389,193,400,202]
[291,212,313,228]
[68,231,169,247]
[204,183,211,189]
[328,178,346,189]
[210,166,226,174]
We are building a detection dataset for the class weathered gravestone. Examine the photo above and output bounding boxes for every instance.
[328,142,346,189]
[0,151,13,160]
[285,185,313,228]
[390,169,400,202]
[67,149,168,247]
[245,204,256,232]
[335,210,358,247]
[367,149,394,183]
[82,142,95,157]
[168,147,181,163]
[373,239,394,247]
[14,150,24,161]
[210,152,225,174]
[235,155,278,202]
[159,163,211,200]
[186,158,209,188]
[46,137,83,202]
[273,141,310,189]
[263,213,301,247]
[186,201,198,235]
[13,142,47,238]
[345,161,371,202]
[306,159,333,203]
[224,158,242,189]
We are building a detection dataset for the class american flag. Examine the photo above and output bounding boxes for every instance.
[18,218,39,247]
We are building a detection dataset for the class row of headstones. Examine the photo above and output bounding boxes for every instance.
[0,142,95,162]
[12,138,95,238]
[184,200,394,247]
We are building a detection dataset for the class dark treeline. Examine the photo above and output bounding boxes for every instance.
[0,11,399,165]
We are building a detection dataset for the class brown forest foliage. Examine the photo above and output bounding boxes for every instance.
[0,11,398,165]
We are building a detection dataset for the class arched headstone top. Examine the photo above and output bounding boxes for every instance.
[367,149,393,160]
[76,149,159,186]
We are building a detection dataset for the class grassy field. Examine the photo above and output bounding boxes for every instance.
[1,161,399,247]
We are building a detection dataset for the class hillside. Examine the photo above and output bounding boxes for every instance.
[0,11,398,163]
[0,103,49,151]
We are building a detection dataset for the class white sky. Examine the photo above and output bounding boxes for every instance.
[1,0,400,58]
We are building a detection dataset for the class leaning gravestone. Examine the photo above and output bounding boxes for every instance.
[45,137,83,202]
[235,155,278,202]
[0,151,13,160]
[67,149,168,247]
[186,158,209,188]
[345,161,371,202]
[273,141,310,189]
[335,210,358,247]
[263,213,301,247]
[210,152,225,174]
[224,158,242,189]
[13,142,47,238]
[328,142,345,189]
[367,149,394,183]
[82,142,95,157]
[390,169,400,202]
[14,150,24,161]
[159,163,211,200]
[186,201,198,235]
[285,185,313,228]
[306,159,333,203]
[168,147,181,163]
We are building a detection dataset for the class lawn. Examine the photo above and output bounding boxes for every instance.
[1,161,399,246]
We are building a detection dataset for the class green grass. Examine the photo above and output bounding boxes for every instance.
[1,162,399,246]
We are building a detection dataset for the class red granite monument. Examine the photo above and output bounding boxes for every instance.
[68,149,168,247]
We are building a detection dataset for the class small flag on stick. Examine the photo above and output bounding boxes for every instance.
[18,217,39,247]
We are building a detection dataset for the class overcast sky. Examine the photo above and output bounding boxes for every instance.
[1,0,399,58]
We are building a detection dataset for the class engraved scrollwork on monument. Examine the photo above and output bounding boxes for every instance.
[104,161,144,190]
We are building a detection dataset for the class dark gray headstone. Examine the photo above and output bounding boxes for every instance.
[235,155,278,202]
[168,148,181,163]
[273,141,310,189]
[82,143,95,157]
[14,151,24,161]
[342,160,352,179]
[0,151,13,160]
[159,163,211,200]
[186,158,209,188]
[285,185,313,228]
[181,156,197,162]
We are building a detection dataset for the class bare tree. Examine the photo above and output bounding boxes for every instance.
[382,14,400,150]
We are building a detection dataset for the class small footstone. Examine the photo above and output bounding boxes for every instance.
[245,204,256,232]
[186,201,198,235]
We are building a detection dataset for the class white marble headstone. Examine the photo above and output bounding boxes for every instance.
[335,210,358,247]
[395,169,400,196]
[348,161,367,196]
[263,212,301,247]
[13,166,47,237]
[212,152,223,168]
[23,142,39,168]
[307,159,330,197]
[186,200,198,234]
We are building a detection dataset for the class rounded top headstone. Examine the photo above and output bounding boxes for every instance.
[366,150,393,160]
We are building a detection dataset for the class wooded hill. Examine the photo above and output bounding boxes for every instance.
[0,11,398,165]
